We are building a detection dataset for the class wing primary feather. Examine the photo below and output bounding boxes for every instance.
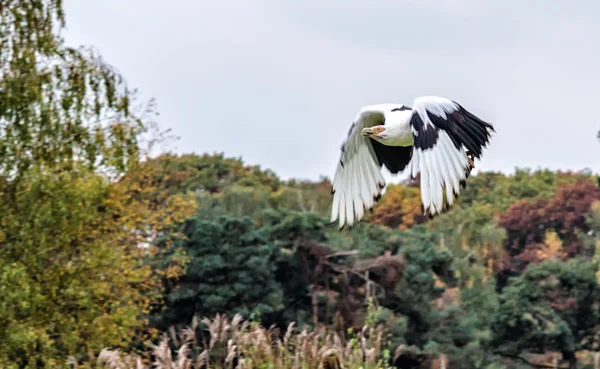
[338,168,346,230]
[434,140,454,209]
[345,158,355,227]
[429,149,444,214]
[408,96,495,218]
[360,153,378,210]
[330,165,342,223]
[355,151,371,215]
[424,150,436,215]
[410,147,419,179]
[437,135,460,206]
[420,151,431,215]
[350,157,363,224]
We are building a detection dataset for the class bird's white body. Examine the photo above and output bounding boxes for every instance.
[330,96,495,230]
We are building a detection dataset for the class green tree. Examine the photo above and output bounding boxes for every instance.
[427,201,505,289]
[0,1,189,366]
[0,167,157,367]
[148,215,284,331]
[491,259,600,369]
[134,153,281,196]
[457,169,592,212]
[130,153,335,220]
[377,227,469,363]
[1,0,146,177]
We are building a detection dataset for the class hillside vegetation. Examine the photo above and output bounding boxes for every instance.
[2,2,600,369]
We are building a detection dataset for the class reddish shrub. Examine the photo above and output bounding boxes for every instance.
[497,179,600,278]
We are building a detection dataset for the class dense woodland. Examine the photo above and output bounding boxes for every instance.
[2,2,600,369]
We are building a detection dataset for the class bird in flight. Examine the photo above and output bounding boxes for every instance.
[329,95,495,230]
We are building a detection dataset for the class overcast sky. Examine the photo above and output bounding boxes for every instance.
[62,0,600,182]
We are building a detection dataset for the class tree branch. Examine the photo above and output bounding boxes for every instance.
[493,351,559,369]
[325,250,359,259]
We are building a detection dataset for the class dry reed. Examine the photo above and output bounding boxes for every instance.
[91,313,394,369]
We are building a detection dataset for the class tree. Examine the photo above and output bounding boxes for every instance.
[376,227,469,363]
[270,177,333,217]
[427,202,505,289]
[133,153,334,219]
[1,0,147,178]
[0,167,157,367]
[457,169,592,212]
[133,153,281,196]
[0,1,194,366]
[497,180,600,289]
[491,259,600,369]
[369,184,426,230]
[148,215,284,331]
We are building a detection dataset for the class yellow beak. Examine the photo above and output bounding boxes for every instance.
[361,127,375,136]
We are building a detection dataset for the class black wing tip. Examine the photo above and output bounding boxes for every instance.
[422,206,437,220]
[438,105,495,163]
[424,204,452,220]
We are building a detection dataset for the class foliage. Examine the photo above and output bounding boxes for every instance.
[270,177,332,216]
[497,179,600,287]
[369,184,427,230]
[4,3,600,368]
[427,201,505,289]
[375,226,469,361]
[135,153,281,196]
[491,258,600,368]
[0,1,196,366]
[137,153,333,222]
[148,215,283,331]
[457,169,593,212]
[0,167,152,368]
[128,158,600,368]
[0,0,148,177]
[585,201,600,258]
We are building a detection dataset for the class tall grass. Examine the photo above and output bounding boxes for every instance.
[93,313,395,369]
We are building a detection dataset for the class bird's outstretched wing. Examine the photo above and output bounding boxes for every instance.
[409,96,495,217]
[330,104,404,230]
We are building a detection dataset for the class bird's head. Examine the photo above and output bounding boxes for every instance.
[361,125,386,138]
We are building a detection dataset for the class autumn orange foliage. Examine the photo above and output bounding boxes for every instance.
[369,185,426,230]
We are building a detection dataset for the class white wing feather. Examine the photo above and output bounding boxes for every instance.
[331,97,493,229]
[409,95,494,217]
[330,105,394,229]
